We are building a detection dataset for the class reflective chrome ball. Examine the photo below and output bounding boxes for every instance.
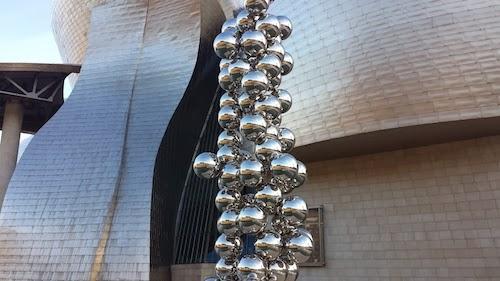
[282,196,308,225]
[279,128,295,152]
[218,66,236,91]
[284,260,298,281]
[255,138,282,162]
[268,259,288,281]
[237,254,266,280]
[266,125,280,139]
[221,18,238,33]
[255,231,282,260]
[236,10,255,31]
[193,152,219,179]
[244,0,269,15]
[255,184,282,211]
[220,92,238,108]
[238,92,255,113]
[296,227,314,242]
[215,233,242,259]
[282,52,294,75]
[218,105,240,130]
[213,31,238,59]
[217,144,239,164]
[219,58,233,70]
[278,16,293,40]
[271,153,298,182]
[269,73,282,89]
[228,59,251,83]
[239,159,263,187]
[256,15,281,39]
[255,95,282,120]
[276,89,292,113]
[242,70,269,95]
[256,54,282,79]
[215,188,241,211]
[286,231,313,263]
[240,113,268,142]
[219,163,241,189]
[217,208,240,236]
[238,205,266,234]
[294,160,307,187]
[240,31,267,57]
[267,41,285,60]
[215,257,237,279]
[217,130,243,148]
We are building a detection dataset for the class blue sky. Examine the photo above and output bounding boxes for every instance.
[0,0,62,156]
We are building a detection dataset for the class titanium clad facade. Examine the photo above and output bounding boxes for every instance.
[1,0,500,281]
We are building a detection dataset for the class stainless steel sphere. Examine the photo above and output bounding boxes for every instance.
[279,128,295,152]
[219,162,241,189]
[238,92,255,113]
[296,227,313,242]
[255,95,282,120]
[219,58,233,70]
[244,0,269,15]
[216,258,237,279]
[284,260,298,281]
[256,54,282,78]
[267,41,285,60]
[238,205,266,234]
[217,130,243,148]
[282,196,308,225]
[269,73,282,89]
[255,138,282,162]
[281,52,294,75]
[218,105,240,130]
[239,159,264,187]
[240,113,268,142]
[242,70,269,95]
[277,16,293,40]
[294,160,307,187]
[256,15,281,39]
[217,144,240,164]
[266,125,280,139]
[240,31,267,57]
[236,10,255,31]
[237,255,266,280]
[215,233,243,259]
[220,92,238,108]
[217,208,240,236]
[276,89,292,113]
[193,152,219,179]
[215,188,241,211]
[219,66,236,91]
[254,184,282,211]
[254,231,282,260]
[228,59,251,83]
[271,153,298,182]
[213,31,238,59]
[268,259,288,281]
[221,18,238,33]
[286,231,313,263]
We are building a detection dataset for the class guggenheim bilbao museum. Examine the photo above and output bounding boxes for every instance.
[1,0,500,280]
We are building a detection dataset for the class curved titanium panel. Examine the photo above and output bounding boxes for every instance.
[0,0,223,280]
[267,0,500,146]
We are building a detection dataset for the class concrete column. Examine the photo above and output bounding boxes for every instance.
[0,99,24,208]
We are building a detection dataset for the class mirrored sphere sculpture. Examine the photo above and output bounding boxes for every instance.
[193,2,313,278]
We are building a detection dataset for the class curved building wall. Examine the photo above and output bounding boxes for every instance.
[269,0,500,146]
[0,0,221,280]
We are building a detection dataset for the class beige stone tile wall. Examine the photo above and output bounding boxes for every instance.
[295,135,500,281]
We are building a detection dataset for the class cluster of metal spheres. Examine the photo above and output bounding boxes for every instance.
[193,0,313,280]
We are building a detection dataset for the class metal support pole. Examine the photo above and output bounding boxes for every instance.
[0,99,24,209]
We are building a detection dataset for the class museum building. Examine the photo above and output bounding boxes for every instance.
[0,0,500,281]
